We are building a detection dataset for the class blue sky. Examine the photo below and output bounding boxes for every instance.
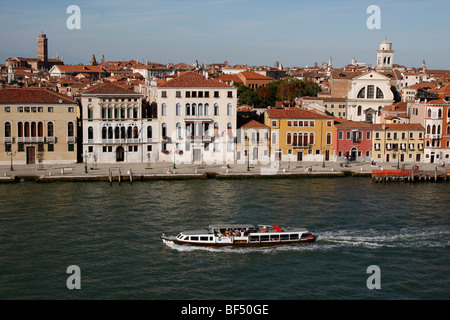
[1,0,449,69]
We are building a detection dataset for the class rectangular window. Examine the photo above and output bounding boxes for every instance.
[48,107,53,112]
[227,91,233,98]
[161,91,167,98]
[48,144,54,152]
[4,107,10,112]
[185,91,191,98]
[214,91,219,98]
[68,144,74,152]
[176,91,181,98]
[5,144,11,152]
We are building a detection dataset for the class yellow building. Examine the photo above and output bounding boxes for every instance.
[372,123,424,164]
[264,108,336,162]
[0,88,79,166]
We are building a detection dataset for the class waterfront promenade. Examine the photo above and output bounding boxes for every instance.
[0,160,447,182]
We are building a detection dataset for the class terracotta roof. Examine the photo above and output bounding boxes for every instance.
[381,101,408,112]
[81,82,141,95]
[238,71,273,80]
[266,108,335,119]
[372,123,424,131]
[334,120,378,129]
[0,88,77,104]
[158,71,233,88]
[241,119,269,128]
[53,65,107,74]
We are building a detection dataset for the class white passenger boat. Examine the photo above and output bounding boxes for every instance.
[161,224,317,247]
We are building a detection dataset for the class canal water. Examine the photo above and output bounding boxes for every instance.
[0,177,448,300]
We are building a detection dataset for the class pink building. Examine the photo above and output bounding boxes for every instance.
[334,120,376,162]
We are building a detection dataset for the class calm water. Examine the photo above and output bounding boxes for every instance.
[0,177,448,300]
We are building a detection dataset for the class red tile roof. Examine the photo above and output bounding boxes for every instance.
[0,88,77,104]
[334,120,378,129]
[372,123,424,131]
[238,71,273,80]
[266,108,335,119]
[158,71,233,88]
[53,65,107,74]
[81,82,140,95]
[241,119,269,128]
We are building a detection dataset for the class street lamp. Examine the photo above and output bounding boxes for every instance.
[84,153,88,173]
[7,150,16,171]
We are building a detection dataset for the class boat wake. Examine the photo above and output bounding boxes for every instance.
[318,227,450,250]
[163,227,449,253]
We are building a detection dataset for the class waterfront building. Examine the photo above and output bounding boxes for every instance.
[0,87,78,165]
[155,71,238,165]
[264,108,336,162]
[408,99,450,163]
[334,120,376,162]
[236,72,273,90]
[80,82,158,164]
[346,70,395,123]
[236,120,270,165]
[379,102,409,124]
[371,123,424,164]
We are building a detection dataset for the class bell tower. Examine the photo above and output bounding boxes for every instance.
[376,40,394,70]
[37,32,48,66]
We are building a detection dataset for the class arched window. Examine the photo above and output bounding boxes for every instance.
[437,125,441,135]
[357,87,365,98]
[176,123,181,139]
[67,122,74,137]
[192,103,196,116]
[147,126,152,139]
[102,127,107,139]
[287,133,292,145]
[298,133,302,146]
[432,125,436,134]
[38,122,44,137]
[227,123,232,137]
[427,108,432,118]
[127,126,133,139]
[376,87,384,99]
[108,127,113,139]
[303,132,308,146]
[4,122,11,137]
[438,109,442,118]
[447,126,450,135]
[176,103,181,116]
[214,122,219,138]
[133,126,138,139]
[18,122,23,138]
[427,125,431,134]
[120,126,126,139]
[310,132,315,145]
[31,122,37,137]
[24,122,30,137]
[357,105,362,116]
[227,103,233,116]
[186,103,191,116]
[204,103,209,116]
[88,126,94,140]
[162,123,167,138]
[326,133,332,145]
[162,103,167,116]
[214,103,219,116]
[114,126,120,139]
[198,103,203,116]
[102,107,107,119]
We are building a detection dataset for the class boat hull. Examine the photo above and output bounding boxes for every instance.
[161,235,317,248]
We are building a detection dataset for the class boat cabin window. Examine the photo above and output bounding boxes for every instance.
[260,235,270,242]
[270,235,280,241]
[290,234,299,240]
[191,236,199,241]
[200,236,209,241]
[280,234,290,240]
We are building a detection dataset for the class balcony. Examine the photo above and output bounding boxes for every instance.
[426,134,442,140]
[186,135,214,143]
[17,137,46,143]
[3,137,14,144]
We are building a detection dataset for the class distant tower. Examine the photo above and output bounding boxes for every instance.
[101,55,105,64]
[8,65,14,83]
[376,40,394,70]
[37,32,48,66]
[90,54,98,66]
[422,59,427,72]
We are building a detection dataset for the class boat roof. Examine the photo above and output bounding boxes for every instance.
[208,224,257,230]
